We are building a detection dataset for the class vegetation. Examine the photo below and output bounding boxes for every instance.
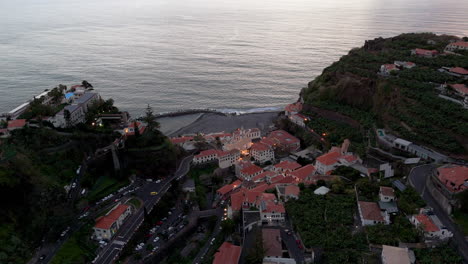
[396,187,426,215]
[50,224,97,264]
[188,165,217,209]
[414,245,463,264]
[365,216,421,245]
[302,33,468,155]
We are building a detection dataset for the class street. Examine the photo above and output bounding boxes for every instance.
[409,164,468,263]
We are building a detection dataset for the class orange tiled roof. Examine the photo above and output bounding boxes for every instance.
[195,149,218,158]
[437,165,468,193]
[240,164,263,176]
[290,164,316,181]
[450,84,468,95]
[285,185,300,197]
[213,242,241,264]
[380,186,395,197]
[250,142,271,152]
[359,201,384,221]
[316,151,341,166]
[450,67,468,75]
[274,160,301,171]
[7,119,26,129]
[449,41,468,48]
[414,214,439,232]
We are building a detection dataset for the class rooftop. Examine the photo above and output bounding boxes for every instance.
[381,245,412,264]
[240,164,263,176]
[250,142,271,152]
[213,242,242,264]
[380,186,395,197]
[285,185,300,197]
[274,160,302,171]
[95,204,129,229]
[7,119,27,129]
[316,151,341,166]
[437,165,468,193]
[414,214,439,232]
[290,164,316,181]
[359,201,384,221]
[74,92,98,104]
[262,229,282,257]
[449,41,468,48]
[450,67,468,75]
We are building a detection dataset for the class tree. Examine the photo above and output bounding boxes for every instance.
[220,218,235,236]
[64,109,71,128]
[82,80,93,89]
[142,104,160,132]
[134,121,141,138]
[457,190,468,213]
[246,230,265,264]
[298,182,305,191]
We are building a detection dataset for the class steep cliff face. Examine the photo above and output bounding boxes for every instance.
[302,33,468,156]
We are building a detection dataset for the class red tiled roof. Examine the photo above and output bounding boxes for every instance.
[380,186,395,197]
[413,48,438,55]
[341,155,358,163]
[251,183,274,193]
[450,67,468,75]
[213,242,241,264]
[230,189,247,211]
[437,165,468,193]
[285,185,300,197]
[316,151,341,166]
[274,160,302,171]
[275,176,296,184]
[195,149,218,159]
[414,214,439,232]
[384,64,398,70]
[246,191,262,204]
[95,217,116,229]
[285,102,302,113]
[449,41,468,48]
[262,229,282,257]
[260,137,276,147]
[264,202,285,213]
[268,130,300,146]
[170,136,194,144]
[290,164,316,181]
[450,84,468,95]
[252,171,277,182]
[240,164,263,176]
[7,119,26,129]
[250,142,271,152]
[95,204,129,229]
[359,201,384,221]
[269,175,285,184]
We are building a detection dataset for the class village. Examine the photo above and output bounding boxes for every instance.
[1,39,468,264]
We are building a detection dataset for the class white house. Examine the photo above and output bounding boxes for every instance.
[379,186,396,202]
[358,201,390,226]
[380,64,399,75]
[289,113,309,127]
[193,149,219,165]
[240,164,264,180]
[218,149,241,169]
[250,142,274,164]
[93,204,132,241]
[445,41,468,52]
[315,151,341,175]
[410,214,453,241]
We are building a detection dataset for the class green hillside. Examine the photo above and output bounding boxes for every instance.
[302,33,468,156]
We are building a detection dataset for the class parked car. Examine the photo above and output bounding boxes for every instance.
[150,191,158,195]
[153,237,160,243]
[156,221,163,226]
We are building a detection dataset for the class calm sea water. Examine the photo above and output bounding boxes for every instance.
[1,0,467,116]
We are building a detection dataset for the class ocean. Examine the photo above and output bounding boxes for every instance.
[1,0,467,116]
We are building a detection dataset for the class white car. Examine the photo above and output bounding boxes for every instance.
[71,183,76,188]
[152,246,159,252]
[153,237,160,243]
[155,180,161,183]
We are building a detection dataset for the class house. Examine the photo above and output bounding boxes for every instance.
[290,164,316,182]
[411,48,438,58]
[7,119,27,131]
[93,204,132,241]
[449,84,468,97]
[259,194,286,223]
[285,102,302,116]
[273,160,301,174]
[250,142,275,163]
[213,242,241,264]
[358,201,390,226]
[394,61,416,69]
[182,179,195,193]
[193,149,219,165]
[434,165,468,193]
[240,164,264,180]
[315,151,342,175]
[124,121,146,136]
[235,160,254,178]
[289,113,309,127]
[380,64,399,75]
[410,213,453,241]
[445,41,468,52]
[263,229,283,258]
[170,136,194,146]
[223,128,260,152]
[379,186,396,202]
[449,67,468,78]
[218,149,241,169]
[73,92,100,112]
[381,245,415,264]
[52,104,85,127]
[276,184,300,201]
[252,171,278,183]
[216,180,242,199]
[268,130,301,152]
